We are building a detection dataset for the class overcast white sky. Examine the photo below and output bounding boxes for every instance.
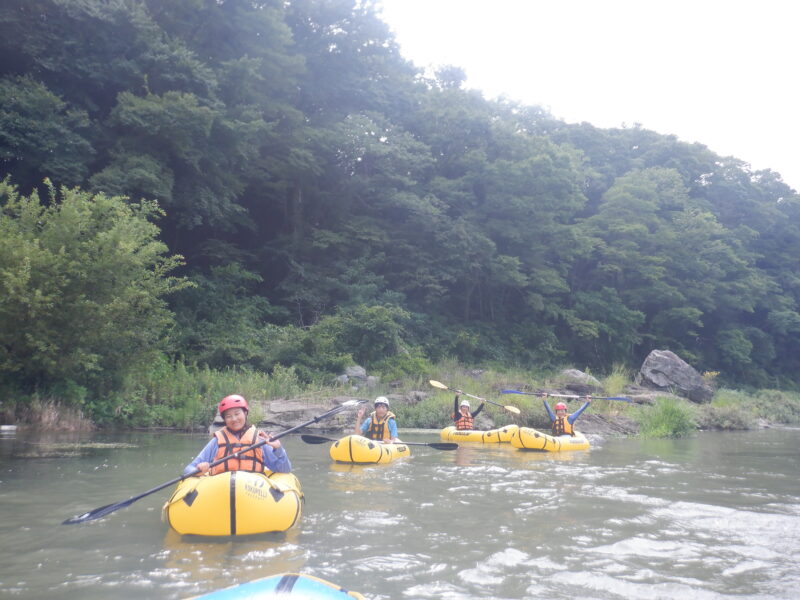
[377,0,799,192]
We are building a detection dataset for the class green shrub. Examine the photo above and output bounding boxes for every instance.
[0,180,188,402]
[262,319,353,382]
[373,346,435,382]
[169,264,288,371]
[263,364,304,400]
[698,404,757,430]
[752,389,800,423]
[263,304,412,381]
[637,397,697,438]
[100,357,308,428]
[392,396,453,428]
[700,388,800,428]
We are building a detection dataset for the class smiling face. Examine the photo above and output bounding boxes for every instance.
[222,407,247,431]
[460,405,470,415]
[555,408,567,417]
[374,403,389,418]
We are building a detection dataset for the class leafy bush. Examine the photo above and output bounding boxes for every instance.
[0,179,188,405]
[700,388,758,429]
[392,396,453,429]
[700,388,800,428]
[263,364,304,400]
[263,304,413,381]
[170,264,289,370]
[698,404,757,430]
[96,357,307,428]
[264,320,354,383]
[637,397,697,438]
[373,346,435,382]
[753,389,800,424]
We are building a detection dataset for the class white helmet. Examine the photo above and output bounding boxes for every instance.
[374,396,390,407]
[460,400,471,408]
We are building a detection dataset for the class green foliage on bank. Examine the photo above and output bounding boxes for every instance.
[107,359,308,428]
[0,180,188,407]
[699,388,800,430]
[637,397,697,438]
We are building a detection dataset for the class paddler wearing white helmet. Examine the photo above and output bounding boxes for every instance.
[355,396,401,443]
[453,394,485,430]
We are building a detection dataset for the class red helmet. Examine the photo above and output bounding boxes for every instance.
[554,402,567,411]
[219,394,249,415]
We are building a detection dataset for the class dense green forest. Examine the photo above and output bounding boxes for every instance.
[1,0,799,424]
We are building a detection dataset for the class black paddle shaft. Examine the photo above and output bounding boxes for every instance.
[300,434,458,450]
[63,401,364,524]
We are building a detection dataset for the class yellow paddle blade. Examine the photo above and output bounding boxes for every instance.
[429,379,448,390]
[505,405,521,415]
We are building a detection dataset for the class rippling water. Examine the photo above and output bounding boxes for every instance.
[1,427,798,599]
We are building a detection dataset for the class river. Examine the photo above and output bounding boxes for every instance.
[1,426,798,599]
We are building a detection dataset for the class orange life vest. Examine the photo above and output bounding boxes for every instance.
[365,411,396,441]
[552,415,575,436]
[454,412,474,430]
[210,425,264,475]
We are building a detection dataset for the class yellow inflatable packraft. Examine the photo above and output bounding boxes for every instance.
[164,470,303,536]
[510,427,590,452]
[440,424,519,443]
[329,435,411,464]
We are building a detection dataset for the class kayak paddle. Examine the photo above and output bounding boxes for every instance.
[428,380,522,414]
[501,389,632,402]
[300,433,458,451]
[63,400,365,525]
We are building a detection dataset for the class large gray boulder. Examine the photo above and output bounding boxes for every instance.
[334,365,378,389]
[260,398,361,432]
[559,368,603,395]
[635,350,714,403]
[344,365,367,380]
[208,398,362,435]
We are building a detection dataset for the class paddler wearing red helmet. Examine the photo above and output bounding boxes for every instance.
[543,396,592,437]
[182,394,291,476]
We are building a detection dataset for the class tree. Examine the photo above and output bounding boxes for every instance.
[0,179,188,400]
[0,76,94,190]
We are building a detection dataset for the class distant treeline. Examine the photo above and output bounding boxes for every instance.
[1,0,799,422]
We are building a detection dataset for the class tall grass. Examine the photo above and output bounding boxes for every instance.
[392,395,453,428]
[14,396,94,431]
[109,358,308,428]
[699,387,800,429]
[24,356,800,432]
[637,397,696,438]
[602,363,631,397]
[392,363,551,429]
[397,361,477,429]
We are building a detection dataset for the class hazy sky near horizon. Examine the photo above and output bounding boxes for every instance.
[377,0,799,192]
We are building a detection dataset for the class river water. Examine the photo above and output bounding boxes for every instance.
[0,426,798,599]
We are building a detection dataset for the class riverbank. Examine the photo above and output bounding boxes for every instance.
[248,383,792,439]
[5,365,800,437]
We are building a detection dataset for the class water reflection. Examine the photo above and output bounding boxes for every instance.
[506,447,580,465]
[160,529,307,596]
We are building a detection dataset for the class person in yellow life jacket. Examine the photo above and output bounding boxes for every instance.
[452,395,485,430]
[183,394,291,476]
[355,396,401,442]
[543,397,591,437]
